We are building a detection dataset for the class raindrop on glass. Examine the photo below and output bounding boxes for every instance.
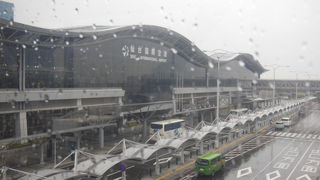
[171,48,177,54]
[239,60,245,67]
[208,62,214,69]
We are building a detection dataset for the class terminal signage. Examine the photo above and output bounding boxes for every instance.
[121,44,168,63]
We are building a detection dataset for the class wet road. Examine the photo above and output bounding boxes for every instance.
[197,109,320,180]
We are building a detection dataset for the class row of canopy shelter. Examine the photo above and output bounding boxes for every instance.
[5,97,315,180]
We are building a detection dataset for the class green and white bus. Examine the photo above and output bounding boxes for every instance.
[195,153,225,176]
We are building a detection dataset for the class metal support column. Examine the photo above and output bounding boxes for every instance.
[53,138,57,165]
[76,132,81,149]
[180,150,185,164]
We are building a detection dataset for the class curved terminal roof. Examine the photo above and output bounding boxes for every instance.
[0,19,265,72]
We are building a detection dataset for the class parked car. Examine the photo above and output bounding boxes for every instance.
[275,121,285,130]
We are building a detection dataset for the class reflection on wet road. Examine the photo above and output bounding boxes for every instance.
[197,109,320,180]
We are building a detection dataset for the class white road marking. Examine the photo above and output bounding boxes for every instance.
[266,132,273,135]
[271,132,277,136]
[318,135,320,140]
[312,135,317,139]
[286,141,314,180]
[296,174,312,180]
[290,133,297,137]
[301,134,307,138]
[296,134,302,138]
[266,170,281,180]
[286,133,292,137]
[250,141,293,180]
[282,132,288,136]
[306,134,312,139]
[237,167,252,178]
[275,132,282,136]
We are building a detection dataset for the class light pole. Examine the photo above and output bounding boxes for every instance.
[265,64,290,106]
[207,50,240,123]
[290,71,299,100]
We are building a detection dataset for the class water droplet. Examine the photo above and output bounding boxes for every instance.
[169,31,173,36]
[113,33,117,38]
[50,38,54,43]
[191,47,195,52]
[109,19,114,24]
[5,72,9,76]
[193,23,198,27]
[75,8,79,14]
[190,67,195,71]
[92,35,97,40]
[92,24,97,30]
[131,26,136,30]
[65,41,69,45]
[22,44,26,49]
[99,54,103,58]
[9,21,13,26]
[301,41,308,50]
[3,10,7,15]
[208,62,214,68]
[239,60,245,67]
[171,48,177,54]
[92,67,96,71]
[34,47,38,51]
[171,66,175,70]
[225,66,231,71]
[160,42,164,46]
[79,34,83,38]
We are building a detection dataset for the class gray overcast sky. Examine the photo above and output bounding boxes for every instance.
[7,0,320,80]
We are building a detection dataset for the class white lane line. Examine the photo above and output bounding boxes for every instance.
[286,141,314,180]
[250,140,294,180]
[266,131,273,135]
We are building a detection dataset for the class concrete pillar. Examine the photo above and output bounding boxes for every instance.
[199,141,204,154]
[15,111,28,138]
[155,151,160,175]
[200,112,204,121]
[76,99,83,110]
[237,80,241,109]
[209,139,214,150]
[40,143,45,164]
[215,136,219,149]
[99,127,104,148]
[75,132,81,149]
[53,138,57,165]
[228,132,233,142]
[180,150,185,164]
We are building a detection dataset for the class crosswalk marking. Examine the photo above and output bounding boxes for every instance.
[291,133,297,137]
[271,132,277,136]
[267,131,320,141]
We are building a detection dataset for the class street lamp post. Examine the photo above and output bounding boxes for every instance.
[207,50,240,123]
[290,71,299,100]
[265,64,290,106]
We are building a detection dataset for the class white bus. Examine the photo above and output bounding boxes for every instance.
[229,108,248,117]
[150,119,185,138]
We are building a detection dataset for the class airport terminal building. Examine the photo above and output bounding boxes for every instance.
[0,18,266,143]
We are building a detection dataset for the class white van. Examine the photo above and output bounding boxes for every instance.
[281,117,292,127]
